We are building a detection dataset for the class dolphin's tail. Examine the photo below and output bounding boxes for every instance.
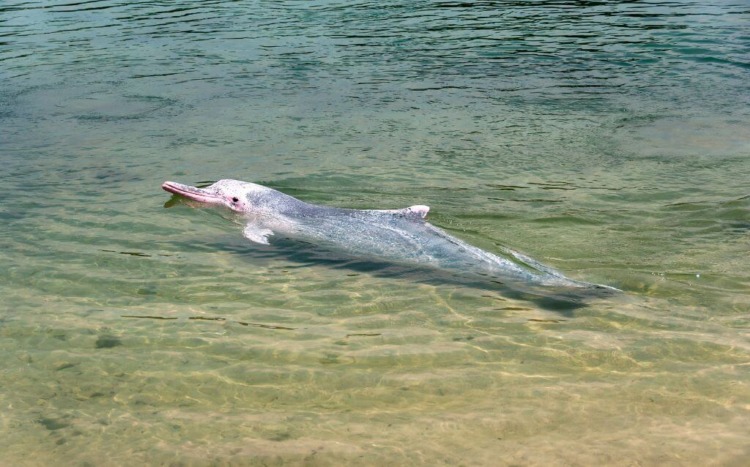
[505,247,620,292]
[505,249,566,278]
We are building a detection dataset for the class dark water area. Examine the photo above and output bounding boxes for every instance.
[1,1,749,465]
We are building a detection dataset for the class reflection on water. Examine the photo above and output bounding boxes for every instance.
[1,0,749,465]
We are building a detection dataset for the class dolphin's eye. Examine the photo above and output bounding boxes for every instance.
[232,197,239,203]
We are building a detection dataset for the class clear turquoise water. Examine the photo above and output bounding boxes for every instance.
[1,1,749,465]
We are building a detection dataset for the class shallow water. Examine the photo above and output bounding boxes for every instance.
[1,0,749,465]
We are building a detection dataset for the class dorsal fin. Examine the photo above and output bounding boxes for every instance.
[375,205,429,219]
[403,205,429,219]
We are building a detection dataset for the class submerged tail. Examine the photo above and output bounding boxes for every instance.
[504,248,620,291]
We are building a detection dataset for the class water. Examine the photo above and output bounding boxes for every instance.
[1,0,749,464]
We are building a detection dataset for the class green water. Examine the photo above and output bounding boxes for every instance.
[1,1,749,465]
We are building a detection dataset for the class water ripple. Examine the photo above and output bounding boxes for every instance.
[1,2,749,464]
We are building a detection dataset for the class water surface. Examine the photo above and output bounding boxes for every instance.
[1,1,749,465]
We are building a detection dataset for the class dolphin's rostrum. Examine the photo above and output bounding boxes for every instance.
[162,179,616,293]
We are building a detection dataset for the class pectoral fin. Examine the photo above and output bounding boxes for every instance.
[243,225,274,245]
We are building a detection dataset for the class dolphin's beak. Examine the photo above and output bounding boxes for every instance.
[162,181,222,205]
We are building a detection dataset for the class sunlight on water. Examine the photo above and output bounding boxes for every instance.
[1,0,749,465]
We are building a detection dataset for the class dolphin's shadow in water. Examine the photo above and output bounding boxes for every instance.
[208,235,618,314]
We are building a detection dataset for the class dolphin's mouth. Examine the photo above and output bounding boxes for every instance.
[162,181,222,204]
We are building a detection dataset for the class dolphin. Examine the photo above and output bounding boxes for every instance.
[161,179,616,294]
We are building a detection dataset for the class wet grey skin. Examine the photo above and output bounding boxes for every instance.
[162,179,615,291]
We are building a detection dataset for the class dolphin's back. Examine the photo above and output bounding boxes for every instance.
[279,206,548,284]
[244,189,598,288]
